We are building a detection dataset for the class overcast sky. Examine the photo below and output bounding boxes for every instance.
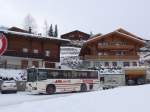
[0,0,150,39]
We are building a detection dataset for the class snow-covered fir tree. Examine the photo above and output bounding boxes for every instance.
[54,24,58,37]
[48,24,54,36]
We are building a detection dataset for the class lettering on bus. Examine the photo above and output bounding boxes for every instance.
[55,80,71,83]
[82,79,93,83]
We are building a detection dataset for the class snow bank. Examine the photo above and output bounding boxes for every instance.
[0,69,26,80]
[1,85,150,112]
[60,46,82,69]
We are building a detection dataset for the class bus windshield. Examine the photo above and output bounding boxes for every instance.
[27,68,37,82]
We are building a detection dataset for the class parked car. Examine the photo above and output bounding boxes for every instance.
[127,79,135,85]
[1,81,17,94]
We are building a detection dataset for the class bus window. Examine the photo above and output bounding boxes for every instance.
[58,71,64,78]
[38,70,47,81]
[47,71,63,79]
[63,71,72,79]
[81,72,87,78]
[48,71,58,79]
[61,71,67,79]
[72,71,78,79]
[88,71,98,79]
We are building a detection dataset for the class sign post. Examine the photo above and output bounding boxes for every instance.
[0,33,7,68]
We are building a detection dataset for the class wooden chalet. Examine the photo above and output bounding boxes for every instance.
[79,28,147,85]
[0,27,69,69]
[61,30,90,41]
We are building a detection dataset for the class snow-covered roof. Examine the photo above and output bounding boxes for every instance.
[116,31,146,43]
[0,29,70,42]
[143,55,150,61]
[85,28,145,45]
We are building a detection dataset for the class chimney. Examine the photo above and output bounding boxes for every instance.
[29,27,32,33]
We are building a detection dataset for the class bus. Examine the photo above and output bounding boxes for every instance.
[26,67,100,94]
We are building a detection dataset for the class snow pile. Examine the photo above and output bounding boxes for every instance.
[99,68,123,74]
[0,69,26,80]
[60,46,81,57]
[60,47,82,69]
[1,85,150,112]
[61,56,82,69]
[70,40,86,47]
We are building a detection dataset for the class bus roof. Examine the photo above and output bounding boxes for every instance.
[27,67,98,72]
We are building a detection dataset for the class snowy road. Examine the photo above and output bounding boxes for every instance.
[0,92,73,107]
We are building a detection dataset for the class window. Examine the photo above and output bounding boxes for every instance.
[105,62,109,67]
[32,61,39,67]
[70,35,74,38]
[33,49,38,54]
[45,50,50,57]
[103,52,108,56]
[38,70,47,81]
[98,43,103,46]
[22,48,28,53]
[88,71,98,79]
[47,71,59,79]
[116,51,121,55]
[112,62,117,67]
[21,60,28,69]
[98,52,102,56]
[116,51,124,56]
[133,62,137,66]
[81,72,88,78]
[123,62,130,67]
[100,77,104,82]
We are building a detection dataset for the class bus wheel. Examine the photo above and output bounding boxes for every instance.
[46,85,56,94]
[80,83,87,92]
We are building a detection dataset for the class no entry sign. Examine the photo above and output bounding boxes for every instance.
[0,33,7,55]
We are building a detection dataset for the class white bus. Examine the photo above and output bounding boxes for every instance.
[26,68,100,94]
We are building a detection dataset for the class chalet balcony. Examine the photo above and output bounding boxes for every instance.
[82,55,139,60]
[98,44,134,50]
[3,50,46,59]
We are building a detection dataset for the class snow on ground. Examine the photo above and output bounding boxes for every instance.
[0,92,73,108]
[0,85,150,112]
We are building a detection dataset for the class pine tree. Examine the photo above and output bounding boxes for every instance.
[54,24,58,37]
[48,24,53,36]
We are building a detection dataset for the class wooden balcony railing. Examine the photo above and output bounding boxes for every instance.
[98,44,134,50]
[3,50,49,60]
[82,55,139,60]
[3,50,59,62]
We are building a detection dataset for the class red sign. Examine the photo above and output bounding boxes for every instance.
[0,33,7,55]
[82,79,93,83]
[55,80,71,83]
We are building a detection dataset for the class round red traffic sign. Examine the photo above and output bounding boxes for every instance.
[0,33,7,55]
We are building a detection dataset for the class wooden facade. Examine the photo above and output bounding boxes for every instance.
[80,29,145,61]
[61,30,90,41]
[79,28,147,85]
[0,27,68,69]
